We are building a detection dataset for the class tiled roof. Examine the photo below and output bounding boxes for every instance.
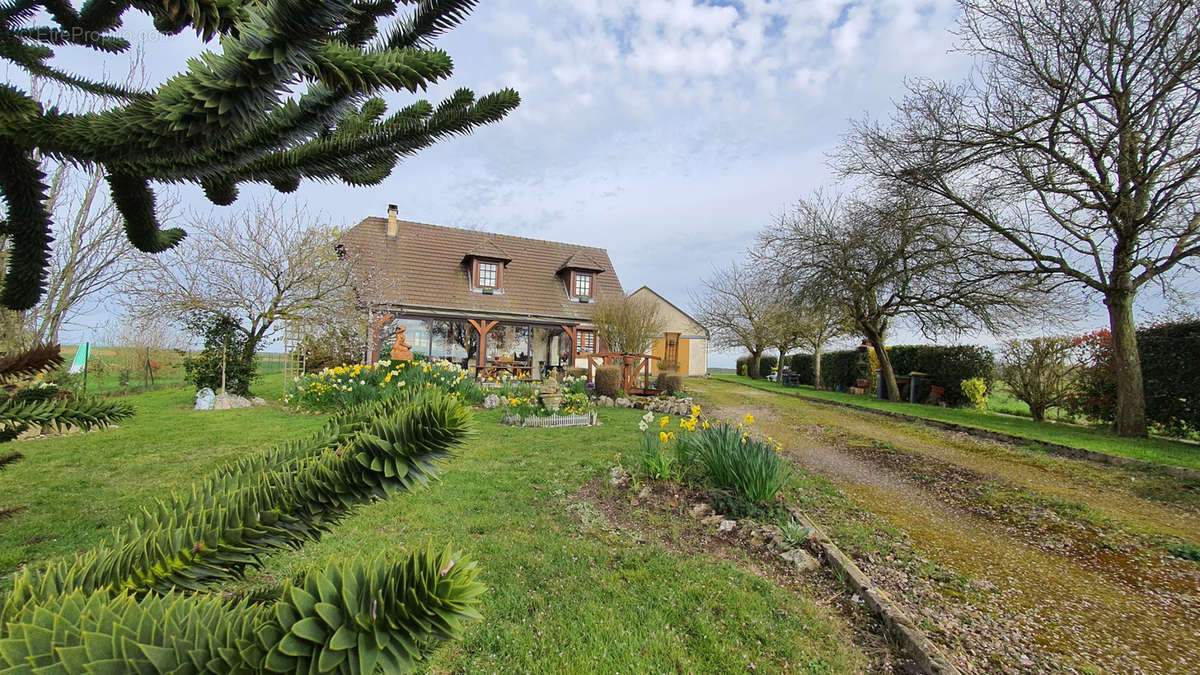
[341,217,624,322]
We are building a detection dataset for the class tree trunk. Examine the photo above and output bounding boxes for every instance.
[813,345,823,389]
[778,347,787,380]
[1106,291,1147,437]
[1030,403,1046,423]
[864,326,900,401]
[748,350,762,379]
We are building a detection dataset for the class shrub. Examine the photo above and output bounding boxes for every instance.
[181,312,257,396]
[564,367,588,379]
[961,377,989,412]
[595,364,621,397]
[286,358,481,411]
[656,369,683,394]
[1064,330,1117,423]
[998,337,1077,421]
[818,349,867,391]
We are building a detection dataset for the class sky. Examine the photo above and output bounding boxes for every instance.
[16,0,1196,364]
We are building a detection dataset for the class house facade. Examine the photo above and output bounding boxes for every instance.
[339,206,623,377]
[628,286,709,377]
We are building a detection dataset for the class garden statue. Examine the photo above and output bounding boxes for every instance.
[539,378,563,412]
[391,326,414,361]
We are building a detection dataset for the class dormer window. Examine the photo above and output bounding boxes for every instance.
[574,272,592,298]
[478,261,498,289]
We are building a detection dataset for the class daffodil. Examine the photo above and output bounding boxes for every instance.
[702,420,710,430]
[659,416,669,428]
[638,421,649,432]
[743,413,755,426]
[691,405,701,417]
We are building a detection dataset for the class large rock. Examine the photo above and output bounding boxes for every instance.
[212,393,253,410]
[779,548,821,572]
[482,394,501,409]
[717,519,737,533]
[689,503,713,519]
[615,397,631,408]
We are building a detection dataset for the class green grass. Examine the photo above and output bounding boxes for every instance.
[60,344,290,396]
[0,387,867,672]
[713,373,1200,471]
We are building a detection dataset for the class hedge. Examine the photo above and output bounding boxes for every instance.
[734,355,777,379]
[1138,320,1200,433]
[771,345,995,406]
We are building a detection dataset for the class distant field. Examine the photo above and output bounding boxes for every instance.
[60,345,289,395]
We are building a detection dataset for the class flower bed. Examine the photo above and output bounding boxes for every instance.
[285,358,481,411]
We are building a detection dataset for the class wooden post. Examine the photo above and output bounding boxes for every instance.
[560,325,576,368]
[468,319,498,372]
[369,313,394,362]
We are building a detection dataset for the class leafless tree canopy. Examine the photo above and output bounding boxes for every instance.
[758,187,1044,399]
[591,294,665,355]
[122,198,354,356]
[692,261,776,377]
[838,0,1200,432]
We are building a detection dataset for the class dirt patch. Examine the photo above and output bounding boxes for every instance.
[693,378,1200,673]
[575,475,917,673]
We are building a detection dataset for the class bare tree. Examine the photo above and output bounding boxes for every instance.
[839,0,1200,435]
[789,297,852,388]
[999,337,1079,422]
[758,188,1040,400]
[591,294,665,355]
[692,262,775,378]
[122,199,354,365]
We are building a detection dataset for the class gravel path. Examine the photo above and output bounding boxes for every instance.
[692,378,1200,673]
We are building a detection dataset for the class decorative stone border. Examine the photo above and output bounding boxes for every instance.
[726,379,1200,481]
[789,508,963,675]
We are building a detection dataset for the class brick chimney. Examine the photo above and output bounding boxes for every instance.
[386,204,398,237]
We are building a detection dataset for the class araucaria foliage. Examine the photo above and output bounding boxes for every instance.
[0,390,483,672]
[0,343,132,443]
[0,0,519,310]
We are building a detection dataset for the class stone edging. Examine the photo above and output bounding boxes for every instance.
[789,508,962,675]
[725,379,1200,481]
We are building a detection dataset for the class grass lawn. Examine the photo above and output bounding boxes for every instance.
[1,387,868,672]
[711,372,1200,471]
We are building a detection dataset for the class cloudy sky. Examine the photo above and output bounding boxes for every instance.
[20,0,1191,362]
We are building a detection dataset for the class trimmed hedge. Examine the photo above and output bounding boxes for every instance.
[886,345,994,406]
[734,355,777,379]
[1138,320,1200,433]
[595,365,621,397]
[777,345,994,406]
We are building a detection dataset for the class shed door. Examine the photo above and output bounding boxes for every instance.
[664,332,680,368]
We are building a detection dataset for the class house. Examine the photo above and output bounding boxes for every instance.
[628,286,709,377]
[339,206,624,377]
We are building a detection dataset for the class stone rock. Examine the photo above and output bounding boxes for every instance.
[212,393,253,410]
[749,524,782,548]
[700,514,724,527]
[482,394,500,409]
[689,503,713,519]
[779,548,821,572]
[250,397,267,406]
[717,519,737,533]
[598,395,613,407]
[615,397,631,408]
[499,396,509,407]
[610,465,629,487]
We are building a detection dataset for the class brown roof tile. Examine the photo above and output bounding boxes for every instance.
[341,217,624,323]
